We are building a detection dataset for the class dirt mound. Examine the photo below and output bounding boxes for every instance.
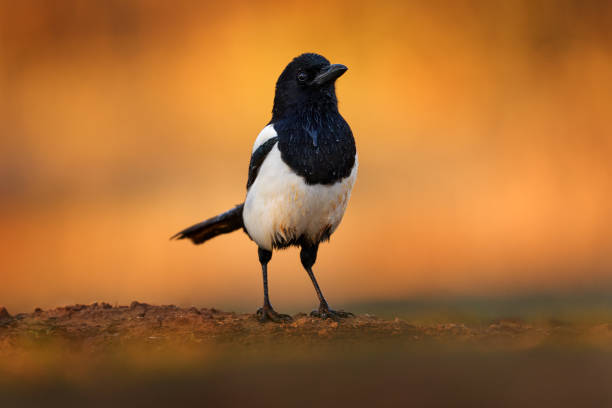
[3,301,610,353]
[2,302,612,408]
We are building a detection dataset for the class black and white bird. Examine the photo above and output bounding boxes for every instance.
[172,53,357,322]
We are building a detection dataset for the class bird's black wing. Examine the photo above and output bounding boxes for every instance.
[246,136,278,189]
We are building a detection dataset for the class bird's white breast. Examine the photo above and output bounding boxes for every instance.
[243,126,357,250]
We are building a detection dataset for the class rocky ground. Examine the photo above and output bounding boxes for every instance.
[1,302,612,407]
[1,302,611,351]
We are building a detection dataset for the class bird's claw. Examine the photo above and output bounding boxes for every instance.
[310,307,354,321]
[256,307,293,323]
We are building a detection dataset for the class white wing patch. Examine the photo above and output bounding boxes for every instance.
[251,124,277,153]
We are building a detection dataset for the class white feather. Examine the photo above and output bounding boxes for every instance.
[251,124,277,152]
[243,125,358,250]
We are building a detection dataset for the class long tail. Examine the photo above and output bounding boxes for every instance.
[171,203,244,245]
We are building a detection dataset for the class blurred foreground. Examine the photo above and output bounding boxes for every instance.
[1,300,612,407]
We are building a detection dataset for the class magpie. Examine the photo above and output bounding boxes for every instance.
[172,53,357,322]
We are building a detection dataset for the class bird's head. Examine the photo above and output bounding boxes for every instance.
[272,53,348,121]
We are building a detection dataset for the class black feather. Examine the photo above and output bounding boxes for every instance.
[275,111,355,185]
[246,137,278,189]
[170,204,244,245]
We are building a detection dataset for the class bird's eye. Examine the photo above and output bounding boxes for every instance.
[297,71,308,82]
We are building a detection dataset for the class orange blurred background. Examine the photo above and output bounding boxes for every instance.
[1,0,611,313]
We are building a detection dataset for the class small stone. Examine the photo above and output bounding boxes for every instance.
[34,308,43,313]
[68,304,86,312]
[0,307,11,320]
[130,301,149,310]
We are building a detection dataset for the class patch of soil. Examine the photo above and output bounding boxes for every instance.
[3,302,612,408]
[3,301,608,353]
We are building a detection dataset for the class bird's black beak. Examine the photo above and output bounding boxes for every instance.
[311,64,348,86]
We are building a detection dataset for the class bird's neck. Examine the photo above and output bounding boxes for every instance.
[272,102,342,142]
[271,91,339,124]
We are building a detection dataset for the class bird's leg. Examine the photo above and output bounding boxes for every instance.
[256,247,292,323]
[300,243,354,320]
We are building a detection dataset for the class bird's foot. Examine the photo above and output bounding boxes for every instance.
[256,306,293,323]
[310,306,354,321]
